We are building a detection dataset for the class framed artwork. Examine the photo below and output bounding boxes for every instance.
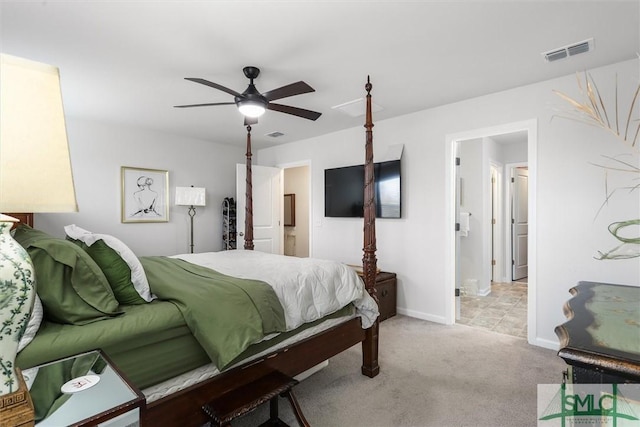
[121,166,169,223]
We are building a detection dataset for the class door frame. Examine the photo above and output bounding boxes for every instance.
[490,162,504,283]
[445,119,537,345]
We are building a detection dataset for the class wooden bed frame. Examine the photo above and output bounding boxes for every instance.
[144,77,380,426]
[13,81,378,426]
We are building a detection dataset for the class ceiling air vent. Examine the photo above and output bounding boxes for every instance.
[545,49,568,62]
[266,131,284,138]
[542,38,594,62]
[567,40,591,56]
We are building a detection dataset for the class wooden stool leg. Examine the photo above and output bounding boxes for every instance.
[269,397,279,422]
[282,390,310,427]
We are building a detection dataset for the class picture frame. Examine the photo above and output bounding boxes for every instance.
[121,166,169,223]
[284,193,295,227]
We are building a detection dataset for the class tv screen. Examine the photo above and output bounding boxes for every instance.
[324,160,401,218]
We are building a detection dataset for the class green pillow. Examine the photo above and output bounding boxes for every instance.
[13,225,121,325]
[68,238,146,305]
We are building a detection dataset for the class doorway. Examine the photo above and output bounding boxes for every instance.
[456,134,528,337]
[446,120,537,343]
[282,163,311,257]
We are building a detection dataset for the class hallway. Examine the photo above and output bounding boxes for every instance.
[458,281,527,338]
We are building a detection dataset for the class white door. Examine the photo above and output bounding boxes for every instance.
[511,167,528,280]
[236,164,283,254]
[491,167,498,282]
[454,150,461,320]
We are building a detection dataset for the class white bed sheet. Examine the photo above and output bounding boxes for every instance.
[173,250,379,329]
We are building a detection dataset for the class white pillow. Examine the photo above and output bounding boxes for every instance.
[64,224,155,302]
[18,295,43,352]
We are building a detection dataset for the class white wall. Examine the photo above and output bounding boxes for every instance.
[34,118,245,256]
[32,59,639,348]
[258,58,640,347]
[501,139,527,163]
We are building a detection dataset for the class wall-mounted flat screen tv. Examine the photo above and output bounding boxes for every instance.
[324,159,401,218]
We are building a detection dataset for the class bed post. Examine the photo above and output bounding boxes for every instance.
[244,124,254,250]
[361,76,380,378]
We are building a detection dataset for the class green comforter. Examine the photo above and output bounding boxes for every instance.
[140,256,286,369]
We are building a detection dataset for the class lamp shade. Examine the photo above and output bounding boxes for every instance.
[0,54,78,212]
[175,186,206,207]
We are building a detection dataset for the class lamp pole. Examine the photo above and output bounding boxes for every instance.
[188,205,196,254]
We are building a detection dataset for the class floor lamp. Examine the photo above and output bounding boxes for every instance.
[0,54,78,424]
[175,186,206,253]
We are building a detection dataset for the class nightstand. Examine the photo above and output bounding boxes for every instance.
[375,272,397,321]
[25,350,145,426]
[349,266,398,322]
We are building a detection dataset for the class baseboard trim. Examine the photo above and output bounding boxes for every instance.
[396,308,447,325]
[397,309,561,351]
[531,336,559,351]
[477,288,491,297]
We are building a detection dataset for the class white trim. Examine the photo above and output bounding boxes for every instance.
[397,308,447,325]
[445,119,538,343]
[489,162,504,283]
[477,287,491,297]
[534,336,560,351]
[527,122,538,347]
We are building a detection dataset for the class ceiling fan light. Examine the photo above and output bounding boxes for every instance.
[238,101,266,118]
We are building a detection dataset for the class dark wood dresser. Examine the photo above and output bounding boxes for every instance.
[555,281,640,383]
[374,272,397,322]
[6,212,34,229]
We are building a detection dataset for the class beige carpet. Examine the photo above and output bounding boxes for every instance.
[228,315,565,427]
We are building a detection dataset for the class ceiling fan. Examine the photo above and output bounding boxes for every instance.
[174,66,322,124]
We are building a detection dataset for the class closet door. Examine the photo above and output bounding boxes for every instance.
[511,167,528,280]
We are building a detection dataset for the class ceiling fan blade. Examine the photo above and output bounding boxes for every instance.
[184,78,242,97]
[244,116,258,126]
[267,103,322,121]
[262,81,315,101]
[174,102,236,108]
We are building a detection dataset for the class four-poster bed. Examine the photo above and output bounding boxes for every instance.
[16,78,380,426]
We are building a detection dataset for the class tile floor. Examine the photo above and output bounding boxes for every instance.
[457,280,528,338]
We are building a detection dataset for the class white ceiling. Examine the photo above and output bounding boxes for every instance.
[1,1,639,150]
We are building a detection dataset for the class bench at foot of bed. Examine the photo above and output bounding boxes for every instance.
[202,370,309,427]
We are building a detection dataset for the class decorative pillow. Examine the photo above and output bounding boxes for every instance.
[64,224,155,303]
[68,238,146,305]
[13,225,121,325]
[17,295,43,353]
